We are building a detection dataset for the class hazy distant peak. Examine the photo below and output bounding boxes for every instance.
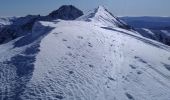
[48,5,83,20]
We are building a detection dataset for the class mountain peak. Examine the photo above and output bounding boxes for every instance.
[48,5,83,20]
[96,5,107,13]
[94,5,116,19]
[78,6,131,29]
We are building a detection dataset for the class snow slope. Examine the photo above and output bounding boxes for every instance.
[0,5,83,44]
[78,6,131,29]
[120,17,170,46]
[1,6,170,100]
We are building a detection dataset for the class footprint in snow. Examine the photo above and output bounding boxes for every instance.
[82,55,86,58]
[69,71,74,74]
[125,93,135,100]
[77,36,84,39]
[108,77,115,81]
[53,32,59,35]
[55,95,64,99]
[88,42,93,47]
[67,46,71,49]
[62,39,67,41]
[129,64,137,69]
[162,63,170,71]
[137,71,143,75]
[89,64,94,68]
[134,56,147,64]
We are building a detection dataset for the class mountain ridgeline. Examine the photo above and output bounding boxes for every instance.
[121,17,170,46]
[0,5,83,44]
[1,5,170,100]
[0,5,131,44]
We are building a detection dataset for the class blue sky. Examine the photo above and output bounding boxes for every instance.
[0,0,169,17]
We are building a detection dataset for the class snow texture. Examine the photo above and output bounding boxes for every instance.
[0,6,170,100]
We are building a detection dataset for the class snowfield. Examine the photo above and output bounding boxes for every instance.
[0,6,170,100]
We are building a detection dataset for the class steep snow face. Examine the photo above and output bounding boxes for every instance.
[78,6,131,29]
[1,19,170,100]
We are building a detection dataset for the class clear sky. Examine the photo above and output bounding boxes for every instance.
[0,0,169,17]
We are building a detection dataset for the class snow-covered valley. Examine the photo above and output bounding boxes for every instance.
[0,6,170,100]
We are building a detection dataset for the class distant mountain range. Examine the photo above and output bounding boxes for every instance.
[1,6,170,46]
[120,17,170,45]
[0,5,83,44]
[0,5,170,100]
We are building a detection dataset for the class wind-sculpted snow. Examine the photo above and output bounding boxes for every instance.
[77,6,131,30]
[0,6,170,100]
[0,20,168,100]
[0,22,53,99]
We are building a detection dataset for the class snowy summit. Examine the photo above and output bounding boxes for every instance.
[78,6,131,29]
[0,5,170,100]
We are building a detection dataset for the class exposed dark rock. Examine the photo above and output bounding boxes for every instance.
[48,5,83,20]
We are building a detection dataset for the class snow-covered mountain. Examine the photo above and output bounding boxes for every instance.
[0,17,16,27]
[121,17,170,46]
[78,6,131,29]
[0,17,17,34]
[1,5,170,100]
[0,5,83,44]
[48,5,83,20]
